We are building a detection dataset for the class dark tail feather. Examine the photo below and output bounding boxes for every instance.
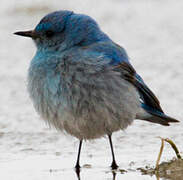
[142,114,179,126]
[116,62,179,126]
[141,103,179,126]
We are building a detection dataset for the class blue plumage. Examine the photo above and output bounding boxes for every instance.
[14,10,179,169]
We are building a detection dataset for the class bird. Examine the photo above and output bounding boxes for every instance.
[14,10,179,170]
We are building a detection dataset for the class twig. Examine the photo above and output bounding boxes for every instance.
[155,137,164,170]
[164,138,182,159]
[155,137,182,171]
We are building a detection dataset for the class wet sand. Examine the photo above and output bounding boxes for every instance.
[1,0,183,179]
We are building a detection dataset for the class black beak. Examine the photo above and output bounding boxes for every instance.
[14,30,38,39]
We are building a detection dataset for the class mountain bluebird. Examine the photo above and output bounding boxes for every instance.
[14,10,179,170]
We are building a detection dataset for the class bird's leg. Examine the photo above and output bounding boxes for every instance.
[108,134,118,169]
[75,140,83,170]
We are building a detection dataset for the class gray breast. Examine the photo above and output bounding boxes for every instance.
[27,54,140,140]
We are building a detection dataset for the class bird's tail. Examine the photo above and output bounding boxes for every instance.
[139,103,179,126]
[115,62,179,126]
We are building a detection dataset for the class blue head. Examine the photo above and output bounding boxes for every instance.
[14,10,110,51]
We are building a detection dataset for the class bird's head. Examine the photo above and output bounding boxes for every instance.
[14,10,109,51]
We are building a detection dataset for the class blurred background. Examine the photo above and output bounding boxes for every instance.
[0,0,183,179]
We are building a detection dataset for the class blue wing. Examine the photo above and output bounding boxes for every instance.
[90,41,178,125]
[113,61,179,125]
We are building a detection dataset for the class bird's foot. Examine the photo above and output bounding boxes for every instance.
[75,164,80,169]
[74,164,81,180]
[75,164,81,179]
[111,161,118,170]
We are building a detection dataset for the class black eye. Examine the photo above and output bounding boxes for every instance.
[45,30,54,38]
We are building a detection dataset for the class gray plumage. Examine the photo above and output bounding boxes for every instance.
[14,10,178,169]
[28,50,141,140]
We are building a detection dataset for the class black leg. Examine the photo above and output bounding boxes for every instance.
[108,134,118,169]
[75,140,83,169]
